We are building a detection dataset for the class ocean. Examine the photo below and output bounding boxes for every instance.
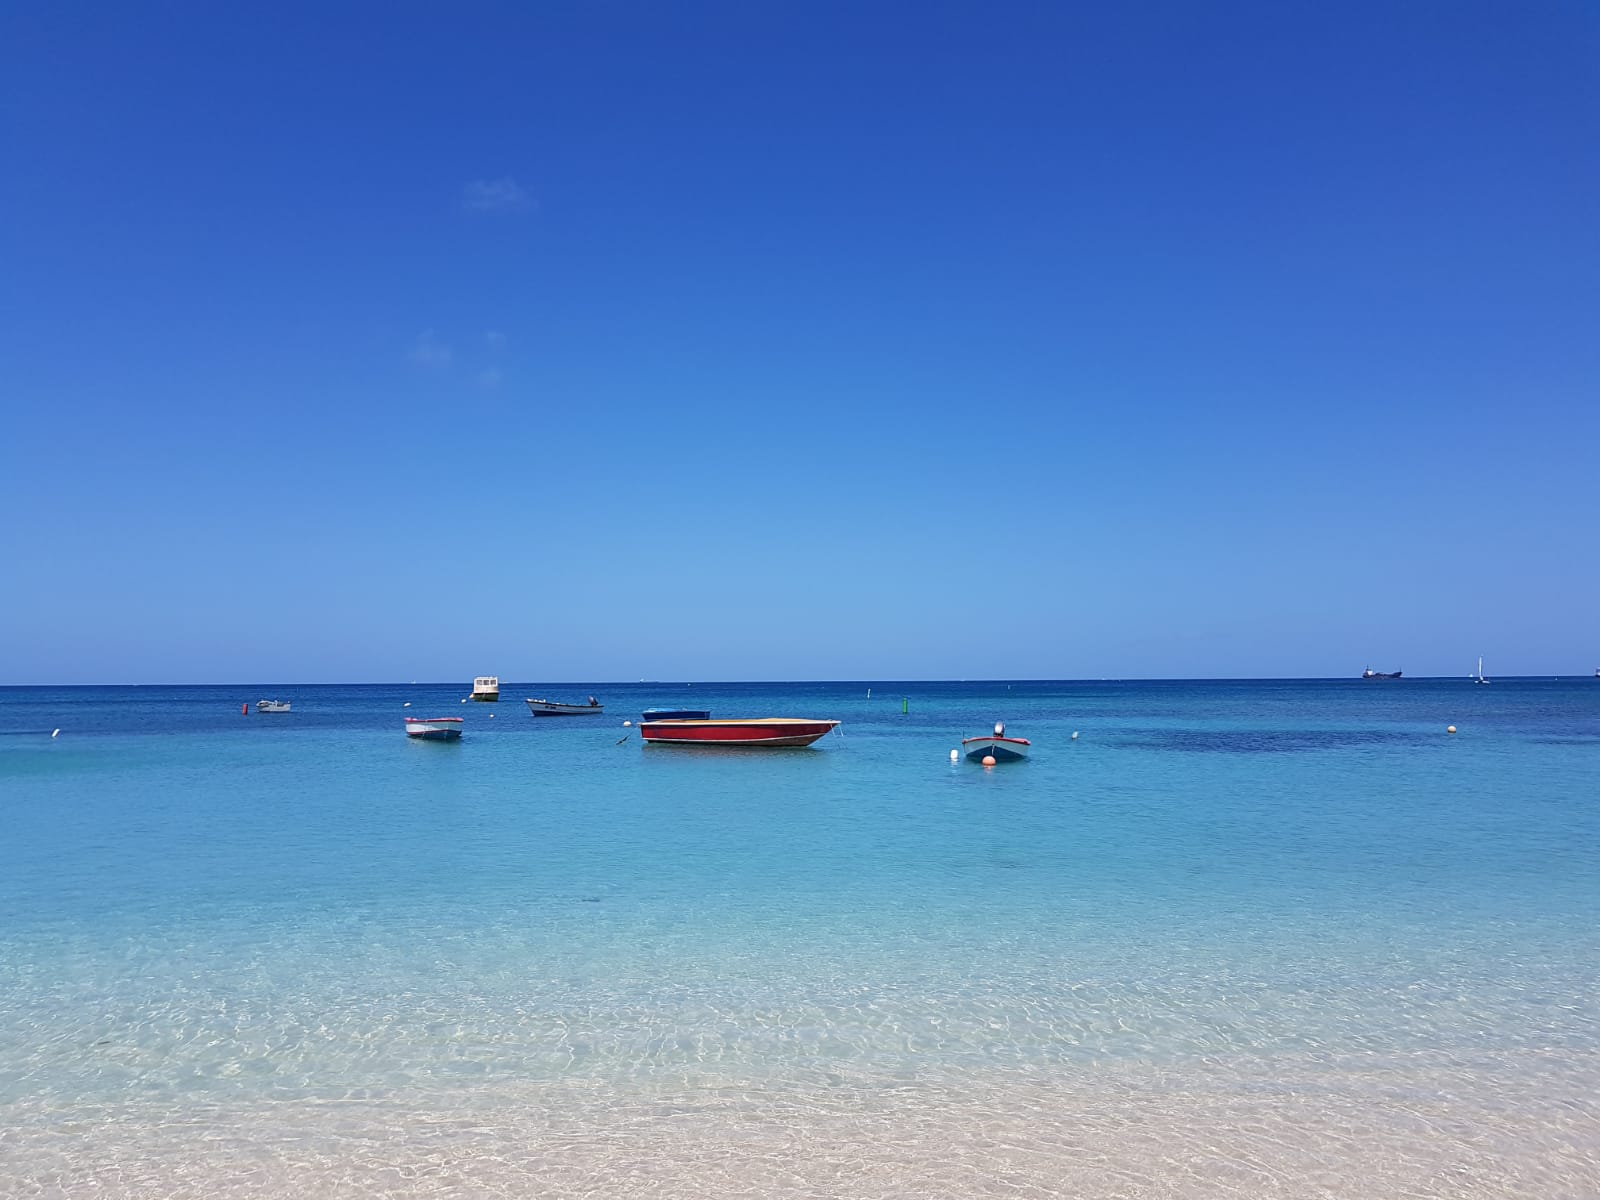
[2,679,1597,1197]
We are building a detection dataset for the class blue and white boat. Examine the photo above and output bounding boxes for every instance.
[405,716,462,740]
[963,722,1031,762]
[526,697,605,716]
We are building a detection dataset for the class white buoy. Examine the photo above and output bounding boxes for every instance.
[489,713,494,718]
[403,702,411,707]
[950,749,959,762]
[461,698,467,703]
[51,728,60,738]
[1071,731,1079,740]
[623,720,633,727]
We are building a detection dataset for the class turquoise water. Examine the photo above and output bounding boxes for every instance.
[2,680,1597,1197]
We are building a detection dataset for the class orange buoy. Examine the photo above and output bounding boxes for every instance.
[982,755,997,767]
[242,703,248,715]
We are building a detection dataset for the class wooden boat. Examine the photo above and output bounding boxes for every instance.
[963,722,1031,762]
[639,717,839,747]
[256,699,292,713]
[470,676,500,701]
[1361,668,1402,679]
[641,708,711,720]
[525,696,605,716]
[405,716,463,740]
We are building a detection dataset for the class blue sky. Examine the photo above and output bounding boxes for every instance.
[3,2,1596,683]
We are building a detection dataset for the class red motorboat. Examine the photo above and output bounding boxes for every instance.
[639,717,840,748]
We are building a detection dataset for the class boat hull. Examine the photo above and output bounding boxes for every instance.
[640,718,839,747]
[962,736,1031,762]
[406,718,463,740]
[526,699,605,716]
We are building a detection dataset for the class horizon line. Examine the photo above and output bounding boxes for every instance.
[2,674,1594,689]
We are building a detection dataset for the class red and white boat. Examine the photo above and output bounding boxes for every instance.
[639,717,840,748]
[405,716,463,740]
[963,722,1030,762]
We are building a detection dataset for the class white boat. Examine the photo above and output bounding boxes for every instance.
[1474,656,1490,685]
[526,696,605,716]
[470,676,500,702]
[256,699,291,713]
[405,716,463,740]
[962,722,1031,762]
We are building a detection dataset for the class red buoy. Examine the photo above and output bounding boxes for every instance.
[242,703,248,715]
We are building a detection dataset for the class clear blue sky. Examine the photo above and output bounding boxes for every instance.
[3,2,1596,683]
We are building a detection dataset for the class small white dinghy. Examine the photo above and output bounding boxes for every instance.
[962,722,1031,763]
[256,700,291,713]
[405,716,463,740]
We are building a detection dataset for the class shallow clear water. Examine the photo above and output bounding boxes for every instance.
[2,680,1597,1197]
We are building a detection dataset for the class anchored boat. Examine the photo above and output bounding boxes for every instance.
[963,722,1031,762]
[639,717,839,747]
[256,699,292,713]
[470,676,500,702]
[405,716,463,740]
[526,696,605,716]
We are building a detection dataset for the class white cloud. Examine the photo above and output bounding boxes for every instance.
[409,329,452,369]
[461,178,531,213]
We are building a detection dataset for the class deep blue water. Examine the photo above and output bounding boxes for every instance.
[2,679,1597,1195]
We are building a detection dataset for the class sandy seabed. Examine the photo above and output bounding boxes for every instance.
[4,1050,1597,1199]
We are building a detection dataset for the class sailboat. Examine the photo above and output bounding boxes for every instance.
[1474,656,1490,685]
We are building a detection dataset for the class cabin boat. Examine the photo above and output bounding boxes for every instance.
[525,696,605,716]
[641,708,712,721]
[639,717,839,747]
[1361,668,1402,680]
[470,676,500,701]
[405,716,463,740]
[256,699,292,713]
[963,722,1031,762]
